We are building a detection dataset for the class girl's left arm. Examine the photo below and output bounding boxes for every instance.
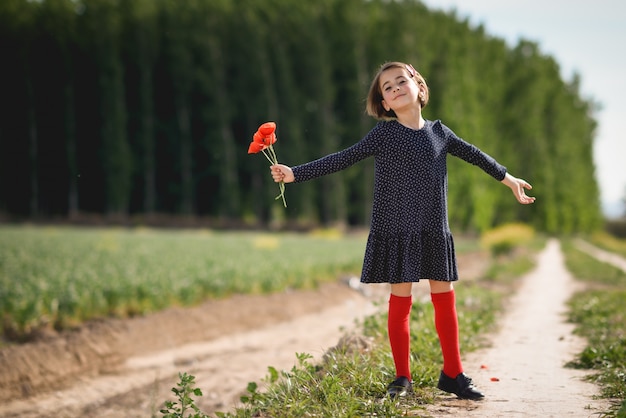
[440,122,535,205]
[501,172,536,205]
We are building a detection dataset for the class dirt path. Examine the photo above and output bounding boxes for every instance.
[0,240,619,417]
[426,239,613,417]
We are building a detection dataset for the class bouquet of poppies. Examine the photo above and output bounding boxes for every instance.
[248,121,286,207]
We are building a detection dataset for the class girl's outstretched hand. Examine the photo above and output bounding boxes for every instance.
[501,173,536,205]
[270,164,295,183]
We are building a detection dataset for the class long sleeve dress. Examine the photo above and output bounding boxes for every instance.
[292,119,507,284]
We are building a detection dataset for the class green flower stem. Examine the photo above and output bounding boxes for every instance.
[261,149,275,165]
[262,145,287,207]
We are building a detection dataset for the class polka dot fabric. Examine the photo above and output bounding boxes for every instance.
[292,120,507,283]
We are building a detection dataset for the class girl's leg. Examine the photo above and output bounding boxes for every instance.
[428,280,462,377]
[388,283,413,380]
[430,280,483,400]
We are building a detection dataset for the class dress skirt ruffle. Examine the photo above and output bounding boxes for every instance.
[360,230,458,283]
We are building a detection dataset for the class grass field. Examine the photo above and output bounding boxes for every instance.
[562,239,626,417]
[590,231,626,258]
[0,225,368,340]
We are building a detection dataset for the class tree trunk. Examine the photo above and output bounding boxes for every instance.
[208,38,239,220]
[140,65,156,215]
[64,78,79,219]
[26,77,38,218]
[176,99,194,215]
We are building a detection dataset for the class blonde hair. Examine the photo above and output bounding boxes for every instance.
[366,61,429,119]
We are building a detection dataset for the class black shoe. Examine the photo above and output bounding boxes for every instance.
[387,376,413,398]
[437,371,484,400]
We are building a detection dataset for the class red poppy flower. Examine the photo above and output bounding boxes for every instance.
[248,141,265,154]
[253,130,277,147]
[253,130,266,145]
[258,122,276,136]
[263,132,277,146]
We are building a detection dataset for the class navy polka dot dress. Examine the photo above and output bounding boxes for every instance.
[292,120,507,283]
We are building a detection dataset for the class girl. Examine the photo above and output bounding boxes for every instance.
[270,61,535,400]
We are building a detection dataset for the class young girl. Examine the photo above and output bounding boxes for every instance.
[270,61,535,400]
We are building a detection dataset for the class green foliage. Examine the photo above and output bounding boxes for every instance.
[590,231,626,257]
[480,223,536,256]
[480,236,543,287]
[0,0,602,233]
[216,349,418,417]
[160,372,210,418]
[562,240,626,287]
[562,240,626,416]
[0,226,366,340]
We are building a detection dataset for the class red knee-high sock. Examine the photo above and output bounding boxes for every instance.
[388,294,412,380]
[431,289,463,378]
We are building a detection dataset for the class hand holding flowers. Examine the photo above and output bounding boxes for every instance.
[248,122,287,207]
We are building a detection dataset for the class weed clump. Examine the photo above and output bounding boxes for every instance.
[160,372,210,418]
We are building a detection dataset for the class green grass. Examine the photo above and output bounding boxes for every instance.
[0,225,367,340]
[561,239,626,417]
[589,231,626,258]
[212,239,542,417]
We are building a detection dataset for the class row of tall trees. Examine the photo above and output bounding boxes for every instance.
[0,0,602,233]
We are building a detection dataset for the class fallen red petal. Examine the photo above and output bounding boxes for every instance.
[490,377,500,382]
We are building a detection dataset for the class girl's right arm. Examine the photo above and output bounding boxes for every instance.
[272,124,382,184]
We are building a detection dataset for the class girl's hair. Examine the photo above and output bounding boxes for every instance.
[366,61,429,119]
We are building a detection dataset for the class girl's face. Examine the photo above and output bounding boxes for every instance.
[379,67,422,113]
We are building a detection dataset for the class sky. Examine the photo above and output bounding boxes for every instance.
[422,0,626,218]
